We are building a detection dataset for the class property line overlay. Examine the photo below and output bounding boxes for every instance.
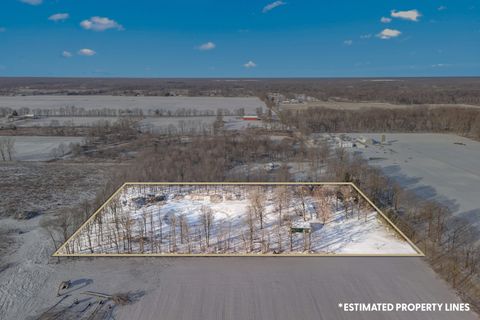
[53,182,424,257]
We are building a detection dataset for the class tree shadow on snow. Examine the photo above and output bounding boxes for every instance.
[455,209,480,231]
[382,165,423,188]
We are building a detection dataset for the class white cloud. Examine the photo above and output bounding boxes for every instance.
[343,40,353,46]
[78,48,96,56]
[20,0,42,5]
[62,51,73,58]
[262,1,286,13]
[391,9,421,22]
[432,63,450,68]
[244,61,257,68]
[380,17,392,23]
[49,13,69,22]
[360,34,372,39]
[197,41,216,51]
[80,17,123,31]
[377,28,401,39]
[438,6,447,11]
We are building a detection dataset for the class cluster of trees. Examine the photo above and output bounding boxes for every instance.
[84,118,140,145]
[49,142,82,160]
[283,106,480,140]
[60,184,369,255]
[0,137,15,161]
[0,106,134,118]
[146,107,245,117]
[108,132,302,182]
[0,106,247,118]
[140,119,216,136]
[44,132,301,255]
[260,78,480,105]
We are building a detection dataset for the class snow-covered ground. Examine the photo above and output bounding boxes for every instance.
[138,116,223,134]
[58,184,417,255]
[0,95,265,114]
[0,183,473,320]
[340,133,480,233]
[0,135,83,161]
[223,118,265,131]
[137,116,261,134]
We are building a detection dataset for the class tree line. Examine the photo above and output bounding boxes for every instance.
[282,106,480,140]
[0,106,246,118]
[2,77,480,106]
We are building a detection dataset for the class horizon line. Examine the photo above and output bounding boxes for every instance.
[1,75,479,80]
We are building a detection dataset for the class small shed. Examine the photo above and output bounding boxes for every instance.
[241,115,260,121]
[291,221,312,233]
[337,141,353,148]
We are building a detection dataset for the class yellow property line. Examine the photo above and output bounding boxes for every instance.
[53,182,424,257]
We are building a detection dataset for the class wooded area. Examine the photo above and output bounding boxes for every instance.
[42,127,480,310]
[57,184,404,255]
[283,106,480,140]
[1,77,479,105]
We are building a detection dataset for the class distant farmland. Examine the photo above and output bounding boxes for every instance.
[1,135,83,161]
[0,95,265,117]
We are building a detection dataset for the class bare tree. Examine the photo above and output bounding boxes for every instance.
[313,186,332,224]
[294,186,310,221]
[339,186,355,218]
[0,137,15,161]
[275,186,290,226]
[248,187,267,229]
[286,217,294,252]
[201,206,214,249]
[169,214,177,253]
[5,137,15,160]
[0,138,5,161]
[245,206,256,252]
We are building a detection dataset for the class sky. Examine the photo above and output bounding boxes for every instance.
[0,0,479,77]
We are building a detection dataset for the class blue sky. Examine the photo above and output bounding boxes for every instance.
[0,0,479,77]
